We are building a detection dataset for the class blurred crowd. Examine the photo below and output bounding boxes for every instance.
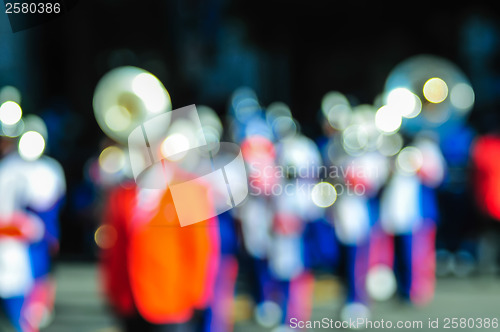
[0,51,499,332]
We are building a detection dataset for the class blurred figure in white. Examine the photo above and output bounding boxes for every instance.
[378,134,445,305]
[332,150,389,322]
[238,131,278,328]
[269,133,326,331]
[228,88,278,328]
[0,120,65,332]
[320,101,389,323]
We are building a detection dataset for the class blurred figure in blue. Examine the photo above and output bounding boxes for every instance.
[236,111,279,328]
[379,135,445,305]
[319,96,389,322]
[269,133,326,329]
[0,118,65,332]
[196,105,240,332]
[437,124,477,277]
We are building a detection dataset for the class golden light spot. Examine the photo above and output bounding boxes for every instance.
[423,77,448,103]
[94,225,118,249]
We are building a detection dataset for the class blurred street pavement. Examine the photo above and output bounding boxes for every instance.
[44,263,500,332]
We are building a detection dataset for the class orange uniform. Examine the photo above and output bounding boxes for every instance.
[100,181,220,324]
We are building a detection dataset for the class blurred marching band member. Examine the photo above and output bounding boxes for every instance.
[335,151,388,314]
[237,115,279,328]
[374,53,471,304]
[231,91,315,329]
[93,67,220,332]
[228,89,277,328]
[377,134,445,305]
[319,97,389,321]
[270,133,326,330]
[0,121,65,332]
[196,106,240,332]
[100,176,220,332]
[97,143,220,332]
[436,124,477,276]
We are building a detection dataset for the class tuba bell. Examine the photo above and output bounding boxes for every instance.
[93,66,172,144]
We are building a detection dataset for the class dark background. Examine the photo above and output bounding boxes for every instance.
[1,0,500,257]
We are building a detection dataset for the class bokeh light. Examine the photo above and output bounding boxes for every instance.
[311,182,337,208]
[98,146,126,174]
[161,133,190,161]
[340,302,370,329]
[131,72,169,114]
[423,77,448,104]
[386,87,422,118]
[271,115,297,139]
[1,119,24,138]
[384,55,473,133]
[198,105,223,141]
[94,225,118,249]
[450,83,475,112]
[104,105,132,132]
[0,101,22,125]
[396,146,423,174]
[376,132,403,156]
[18,131,45,161]
[366,264,397,301]
[266,102,292,125]
[254,301,282,328]
[321,91,350,117]
[0,86,21,104]
[93,66,172,144]
[327,104,352,130]
[375,105,402,133]
[342,124,369,155]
